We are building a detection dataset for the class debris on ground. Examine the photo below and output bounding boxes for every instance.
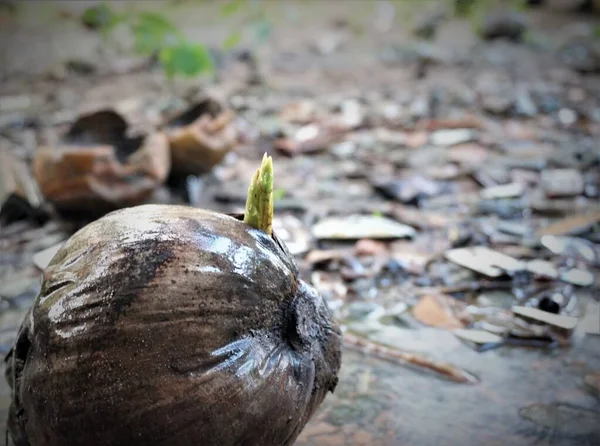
[32,109,171,217]
[165,97,239,175]
[1,1,600,444]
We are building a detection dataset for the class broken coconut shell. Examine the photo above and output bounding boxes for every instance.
[32,109,170,217]
[4,204,342,446]
[165,98,238,175]
[0,149,47,225]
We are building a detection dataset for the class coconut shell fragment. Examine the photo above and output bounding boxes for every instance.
[5,204,342,446]
[165,98,238,175]
[32,109,170,217]
[0,149,47,225]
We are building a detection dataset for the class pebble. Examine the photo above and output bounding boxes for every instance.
[559,268,594,287]
[312,215,416,240]
[430,129,476,147]
[558,108,578,126]
[541,168,584,198]
[480,182,524,200]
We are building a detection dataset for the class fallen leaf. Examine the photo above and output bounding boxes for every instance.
[413,295,464,330]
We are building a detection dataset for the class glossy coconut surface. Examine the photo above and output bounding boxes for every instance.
[5,204,342,446]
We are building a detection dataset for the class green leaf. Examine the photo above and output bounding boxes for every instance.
[220,0,244,17]
[132,12,180,55]
[371,210,383,218]
[159,43,214,78]
[81,3,121,31]
[222,31,242,50]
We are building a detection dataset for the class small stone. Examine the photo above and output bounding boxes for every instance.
[409,97,430,119]
[312,215,416,240]
[430,129,476,147]
[559,268,594,287]
[312,31,346,55]
[404,131,429,149]
[541,169,584,198]
[482,93,514,115]
[514,90,538,117]
[330,140,356,158]
[558,108,578,126]
[541,235,597,264]
[480,182,524,200]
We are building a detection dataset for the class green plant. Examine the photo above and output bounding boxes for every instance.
[80,2,213,79]
[80,0,277,78]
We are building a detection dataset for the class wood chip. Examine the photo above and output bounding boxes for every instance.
[512,306,578,331]
[535,210,600,238]
[445,246,524,277]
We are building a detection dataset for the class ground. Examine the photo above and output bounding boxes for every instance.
[1,1,600,445]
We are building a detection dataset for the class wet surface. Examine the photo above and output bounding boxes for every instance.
[1,300,597,445]
[2,1,600,445]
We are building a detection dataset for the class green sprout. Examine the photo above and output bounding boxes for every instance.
[244,153,274,235]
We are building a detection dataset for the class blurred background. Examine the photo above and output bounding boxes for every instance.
[1,1,600,445]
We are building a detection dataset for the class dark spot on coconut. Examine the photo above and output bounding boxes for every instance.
[107,238,174,320]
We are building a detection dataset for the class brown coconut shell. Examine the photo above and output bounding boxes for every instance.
[5,204,342,446]
[165,99,238,175]
[32,110,170,217]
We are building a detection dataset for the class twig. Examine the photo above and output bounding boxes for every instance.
[343,331,479,385]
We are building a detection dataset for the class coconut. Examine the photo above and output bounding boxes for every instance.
[5,204,342,446]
